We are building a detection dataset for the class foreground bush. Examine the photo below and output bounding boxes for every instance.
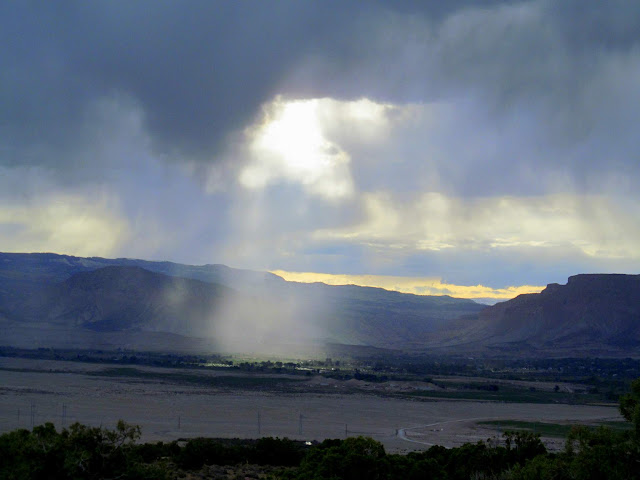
[0,423,306,479]
[0,420,164,479]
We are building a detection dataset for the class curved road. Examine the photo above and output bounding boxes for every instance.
[397,417,490,446]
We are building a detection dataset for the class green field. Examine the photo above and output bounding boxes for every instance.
[87,367,306,390]
[477,419,632,437]
[405,386,605,404]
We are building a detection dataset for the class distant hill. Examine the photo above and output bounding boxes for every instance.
[0,252,283,295]
[3,253,638,357]
[0,252,485,353]
[23,266,237,335]
[1,264,249,352]
[435,274,640,356]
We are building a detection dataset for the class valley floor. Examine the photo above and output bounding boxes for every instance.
[0,357,622,453]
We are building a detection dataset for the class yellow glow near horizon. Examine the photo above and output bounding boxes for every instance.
[270,270,545,301]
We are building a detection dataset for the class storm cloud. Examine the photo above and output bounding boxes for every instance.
[2,0,639,295]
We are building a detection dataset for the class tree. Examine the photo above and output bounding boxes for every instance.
[295,437,387,480]
[503,430,547,464]
[619,377,640,434]
[0,420,163,480]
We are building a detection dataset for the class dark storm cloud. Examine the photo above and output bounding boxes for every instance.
[2,0,640,212]
[326,0,640,196]
[3,0,639,172]
[1,1,359,167]
[548,0,640,50]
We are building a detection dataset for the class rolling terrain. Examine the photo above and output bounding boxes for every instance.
[0,253,484,352]
[1,253,639,356]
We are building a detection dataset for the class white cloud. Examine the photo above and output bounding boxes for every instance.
[313,192,640,259]
[216,90,640,278]
[0,191,130,257]
[238,96,394,201]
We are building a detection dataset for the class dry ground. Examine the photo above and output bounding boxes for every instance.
[0,357,622,453]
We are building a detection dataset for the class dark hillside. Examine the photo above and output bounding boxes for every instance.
[441,274,640,356]
[0,253,485,352]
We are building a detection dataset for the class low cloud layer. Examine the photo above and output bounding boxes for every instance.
[2,1,640,296]
[0,191,128,257]
[312,192,640,259]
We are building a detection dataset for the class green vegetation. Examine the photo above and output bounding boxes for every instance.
[87,366,305,390]
[0,420,164,479]
[0,425,549,480]
[406,385,602,404]
[4,347,639,407]
[599,420,636,430]
[2,378,640,479]
[478,419,632,438]
[479,420,577,437]
[0,421,307,479]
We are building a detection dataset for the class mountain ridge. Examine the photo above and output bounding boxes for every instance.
[0,253,485,352]
[434,273,640,356]
[2,252,638,357]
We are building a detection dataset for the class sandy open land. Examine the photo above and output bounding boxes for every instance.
[0,357,622,453]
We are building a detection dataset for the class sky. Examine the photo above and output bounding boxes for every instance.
[1,1,639,302]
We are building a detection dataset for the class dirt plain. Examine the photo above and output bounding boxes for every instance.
[0,357,623,453]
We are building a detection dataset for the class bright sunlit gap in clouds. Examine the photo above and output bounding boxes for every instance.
[239,96,392,201]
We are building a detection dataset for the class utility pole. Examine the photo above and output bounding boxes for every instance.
[257,411,261,436]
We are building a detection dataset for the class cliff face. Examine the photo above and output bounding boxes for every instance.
[473,274,640,352]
